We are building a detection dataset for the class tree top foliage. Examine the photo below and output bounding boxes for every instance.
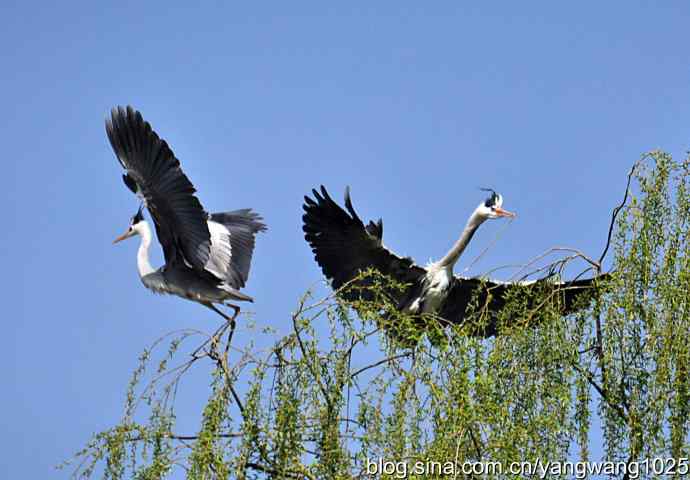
[65,151,690,479]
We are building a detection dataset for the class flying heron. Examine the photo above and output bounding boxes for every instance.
[303,186,606,336]
[107,106,266,328]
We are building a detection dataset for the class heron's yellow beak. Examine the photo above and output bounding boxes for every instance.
[495,207,516,218]
[113,229,133,244]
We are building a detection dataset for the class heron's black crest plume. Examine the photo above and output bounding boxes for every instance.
[480,187,499,207]
[132,205,144,224]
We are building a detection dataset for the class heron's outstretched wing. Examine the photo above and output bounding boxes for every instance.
[106,106,211,270]
[439,274,608,337]
[302,186,425,303]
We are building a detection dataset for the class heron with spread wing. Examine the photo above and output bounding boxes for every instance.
[303,186,606,337]
[108,106,266,324]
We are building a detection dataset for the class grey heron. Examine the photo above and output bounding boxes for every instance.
[108,106,266,326]
[303,186,606,337]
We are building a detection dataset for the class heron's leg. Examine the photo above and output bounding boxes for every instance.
[207,303,234,322]
[205,303,241,324]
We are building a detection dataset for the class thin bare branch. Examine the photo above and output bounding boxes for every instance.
[599,160,639,266]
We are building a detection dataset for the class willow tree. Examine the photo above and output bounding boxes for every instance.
[65,151,689,479]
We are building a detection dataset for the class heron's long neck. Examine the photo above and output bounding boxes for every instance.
[137,222,156,278]
[437,211,485,270]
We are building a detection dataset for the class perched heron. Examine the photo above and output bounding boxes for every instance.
[303,186,606,336]
[108,106,266,325]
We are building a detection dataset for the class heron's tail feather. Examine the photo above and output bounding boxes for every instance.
[220,284,255,303]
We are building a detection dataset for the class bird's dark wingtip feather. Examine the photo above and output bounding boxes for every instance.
[320,185,333,202]
[342,186,361,222]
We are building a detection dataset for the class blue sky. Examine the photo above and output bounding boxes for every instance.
[3,2,690,478]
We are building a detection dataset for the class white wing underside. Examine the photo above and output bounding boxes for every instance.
[204,220,233,280]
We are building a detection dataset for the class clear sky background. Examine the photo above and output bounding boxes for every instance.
[3,2,690,478]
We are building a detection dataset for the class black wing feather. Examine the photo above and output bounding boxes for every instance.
[440,275,608,337]
[122,173,138,194]
[106,106,211,270]
[302,186,425,303]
